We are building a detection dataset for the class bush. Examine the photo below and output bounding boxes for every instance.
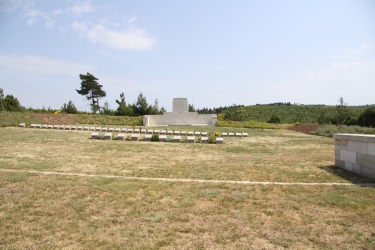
[165,136,174,142]
[268,114,281,123]
[151,134,159,142]
[357,107,375,128]
[61,100,78,114]
[208,135,216,143]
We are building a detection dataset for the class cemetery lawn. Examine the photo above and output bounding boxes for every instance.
[0,127,374,249]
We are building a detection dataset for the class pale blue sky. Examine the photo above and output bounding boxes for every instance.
[0,0,374,111]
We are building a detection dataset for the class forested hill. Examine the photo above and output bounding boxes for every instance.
[221,105,367,124]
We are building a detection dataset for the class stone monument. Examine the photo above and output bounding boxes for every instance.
[143,98,217,126]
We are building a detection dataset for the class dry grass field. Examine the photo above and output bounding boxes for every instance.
[0,127,374,249]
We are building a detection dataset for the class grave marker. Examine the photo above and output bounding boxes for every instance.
[104,133,112,140]
[216,137,224,144]
[91,132,99,139]
[131,134,139,141]
[117,133,126,140]
[187,136,195,143]
[201,137,208,144]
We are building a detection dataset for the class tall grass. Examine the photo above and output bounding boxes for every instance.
[217,120,280,129]
[73,114,143,126]
[310,125,375,137]
[0,112,43,127]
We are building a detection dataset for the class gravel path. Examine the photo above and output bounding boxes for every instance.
[1,168,374,187]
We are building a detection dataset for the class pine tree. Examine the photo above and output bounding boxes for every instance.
[76,73,106,114]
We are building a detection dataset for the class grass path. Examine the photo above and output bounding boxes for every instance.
[2,168,374,187]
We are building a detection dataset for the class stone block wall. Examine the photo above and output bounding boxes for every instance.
[334,134,375,180]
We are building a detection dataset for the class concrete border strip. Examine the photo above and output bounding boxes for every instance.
[1,169,374,187]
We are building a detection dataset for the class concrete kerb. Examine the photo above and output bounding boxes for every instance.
[3,169,375,186]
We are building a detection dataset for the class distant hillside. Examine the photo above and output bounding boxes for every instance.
[223,105,366,124]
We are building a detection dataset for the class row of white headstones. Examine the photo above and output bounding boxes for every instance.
[20,123,248,137]
[20,123,249,144]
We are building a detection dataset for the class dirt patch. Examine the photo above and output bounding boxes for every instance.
[289,124,322,134]
[29,114,75,125]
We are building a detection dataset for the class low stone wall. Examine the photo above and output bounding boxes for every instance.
[334,134,375,180]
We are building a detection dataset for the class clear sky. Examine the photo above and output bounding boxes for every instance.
[0,0,374,112]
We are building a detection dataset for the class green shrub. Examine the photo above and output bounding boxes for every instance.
[165,136,174,142]
[268,114,281,123]
[208,135,216,143]
[97,133,105,140]
[357,107,375,128]
[151,134,159,142]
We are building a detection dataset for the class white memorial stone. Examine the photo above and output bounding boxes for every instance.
[242,132,248,137]
[134,129,140,133]
[91,132,99,139]
[30,124,36,128]
[102,127,108,132]
[36,124,42,128]
[108,128,114,132]
[59,125,65,130]
[47,125,53,129]
[144,98,217,126]
[229,133,234,137]
[235,133,242,137]
[121,128,127,133]
[181,131,187,135]
[89,127,95,131]
[222,132,228,137]
[71,126,77,130]
[41,124,47,129]
[95,127,101,131]
[160,130,166,135]
[194,131,201,136]
[77,126,83,130]
[19,123,25,128]
[147,130,153,134]
[173,135,181,142]
[187,131,194,136]
[65,126,71,130]
[167,130,173,135]
[145,134,152,141]
[159,135,166,142]
[128,129,134,133]
[53,125,59,129]
[117,133,126,140]
[131,134,139,141]
[114,128,120,132]
[201,132,207,136]
[187,136,195,143]
[201,137,208,143]
[104,133,112,140]
[216,137,224,144]
[174,131,180,135]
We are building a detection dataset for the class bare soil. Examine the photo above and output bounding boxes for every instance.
[289,123,322,134]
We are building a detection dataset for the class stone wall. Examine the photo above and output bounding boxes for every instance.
[334,134,375,180]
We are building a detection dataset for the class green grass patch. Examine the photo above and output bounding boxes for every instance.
[0,112,44,127]
[310,125,375,137]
